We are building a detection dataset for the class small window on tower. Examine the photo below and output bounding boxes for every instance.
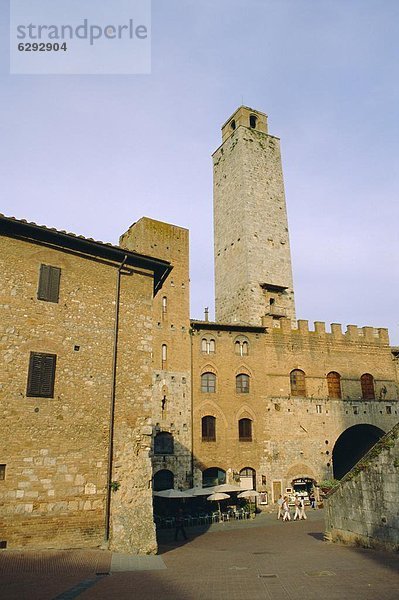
[249,114,257,129]
[230,119,236,130]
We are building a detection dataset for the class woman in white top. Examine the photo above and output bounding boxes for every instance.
[282,496,291,521]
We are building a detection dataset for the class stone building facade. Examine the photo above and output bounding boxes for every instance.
[1,105,398,551]
[0,215,171,552]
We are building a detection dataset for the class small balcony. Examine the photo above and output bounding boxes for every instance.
[265,305,287,318]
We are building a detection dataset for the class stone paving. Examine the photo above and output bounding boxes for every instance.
[1,510,398,599]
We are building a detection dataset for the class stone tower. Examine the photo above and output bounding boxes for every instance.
[213,106,296,325]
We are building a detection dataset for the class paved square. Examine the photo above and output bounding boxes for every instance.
[1,511,398,599]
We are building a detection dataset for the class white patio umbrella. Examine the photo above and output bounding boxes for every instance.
[213,483,245,493]
[237,489,260,513]
[237,489,260,498]
[153,489,193,498]
[185,486,217,496]
[207,492,230,515]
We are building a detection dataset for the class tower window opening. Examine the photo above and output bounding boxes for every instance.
[161,344,167,367]
[230,119,236,130]
[249,114,257,129]
[162,296,167,315]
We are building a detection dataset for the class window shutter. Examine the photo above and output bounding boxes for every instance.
[38,265,51,300]
[38,265,61,302]
[27,352,56,398]
[48,267,61,302]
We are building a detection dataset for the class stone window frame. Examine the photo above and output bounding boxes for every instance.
[154,431,174,455]
[236,373,250,394]
[238,418,253,441]
[201,337,216,354]
[290,369,306,397]
[201,372,216,393]
[361,373,375,400]
[201,415,216,442]
[327,371,342,399]
[234,336,249,356]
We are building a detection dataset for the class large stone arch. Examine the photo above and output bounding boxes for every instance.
[285,463,317,482]
[332,424,386,480]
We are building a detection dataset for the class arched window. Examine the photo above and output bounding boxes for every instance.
[202,416,216,441]
[235,338,249,356]
[201,338,216,354]
[230,119,236,130]
[327,372,342,399]
[201,372,216,393]
[202,467,226,488]
[240,467,256,490]
[154,432,174,455]
[238,418,252,441]
[153,469,174,491]
[236,373,250,393]
[290,369,306,396]
[361,373,375,400]
[249,114,257,128]
[162,296,167,314]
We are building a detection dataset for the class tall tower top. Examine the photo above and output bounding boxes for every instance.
[221,106,268,143]
[213,106,295,326]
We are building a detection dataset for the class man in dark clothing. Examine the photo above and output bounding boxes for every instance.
[174,507,188,541]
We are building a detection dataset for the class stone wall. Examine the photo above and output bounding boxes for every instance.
[191,318,399,499]
[120,218,192,491]
[325,423,399,551]
[0,232,157,553]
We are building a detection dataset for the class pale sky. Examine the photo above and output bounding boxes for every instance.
[1,0,399,343]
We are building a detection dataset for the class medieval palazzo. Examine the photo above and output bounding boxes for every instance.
[1,107,398,552]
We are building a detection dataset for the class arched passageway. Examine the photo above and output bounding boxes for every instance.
[332,424,385,479]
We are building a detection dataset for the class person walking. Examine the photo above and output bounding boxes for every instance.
[282,496,291,521]
[174,507,188,541]
[293,495,301,520]
[299,496,307,520]
[277,494,283,520]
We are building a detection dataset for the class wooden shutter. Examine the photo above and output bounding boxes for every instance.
[27,352,56,398]
[38,265,61,303]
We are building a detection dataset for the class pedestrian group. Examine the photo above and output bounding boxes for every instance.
[277,494,308,521]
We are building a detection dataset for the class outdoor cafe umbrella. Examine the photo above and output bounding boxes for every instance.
[207,492,230,515]
[185,486,216,496]
[237,489,260,513]
[153,489,193,498]
[213,483,246,493]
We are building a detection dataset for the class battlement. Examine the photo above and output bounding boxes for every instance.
[261,316,390,345]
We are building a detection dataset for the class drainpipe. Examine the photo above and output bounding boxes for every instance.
[104,255,128,543]
[190,326,194,486]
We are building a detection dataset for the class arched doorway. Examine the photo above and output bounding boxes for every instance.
[153,469,174,491]
[332,424,385,479]
[202,467,226,488]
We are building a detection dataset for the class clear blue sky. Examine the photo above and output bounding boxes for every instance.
[1,0,399,342]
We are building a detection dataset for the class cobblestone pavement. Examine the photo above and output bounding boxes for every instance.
[1,511,398,599]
